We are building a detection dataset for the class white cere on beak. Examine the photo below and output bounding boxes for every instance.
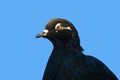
[42,29,48,36]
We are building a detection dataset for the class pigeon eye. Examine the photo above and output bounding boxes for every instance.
[55,23,62,30]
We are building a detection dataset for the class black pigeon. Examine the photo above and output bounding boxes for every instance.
[36,18,118,80]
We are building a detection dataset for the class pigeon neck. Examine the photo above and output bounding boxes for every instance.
[51,37,84,52]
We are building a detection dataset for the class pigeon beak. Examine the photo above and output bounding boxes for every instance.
[36,29,48,38]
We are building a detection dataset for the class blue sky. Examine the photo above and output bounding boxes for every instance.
[0,0,120,80]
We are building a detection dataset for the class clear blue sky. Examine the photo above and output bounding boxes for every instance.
[0,0,120,80]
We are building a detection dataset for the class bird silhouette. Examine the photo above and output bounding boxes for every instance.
[36,18,118,80]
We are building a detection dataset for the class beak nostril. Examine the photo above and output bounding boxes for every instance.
[42,29,48,36]
[42,32,46,35]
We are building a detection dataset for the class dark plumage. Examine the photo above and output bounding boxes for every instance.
[36,18,118,80]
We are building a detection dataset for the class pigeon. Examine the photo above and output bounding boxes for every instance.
[36,18,118,80]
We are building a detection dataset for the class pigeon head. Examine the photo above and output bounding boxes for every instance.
[36,18,83,51]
